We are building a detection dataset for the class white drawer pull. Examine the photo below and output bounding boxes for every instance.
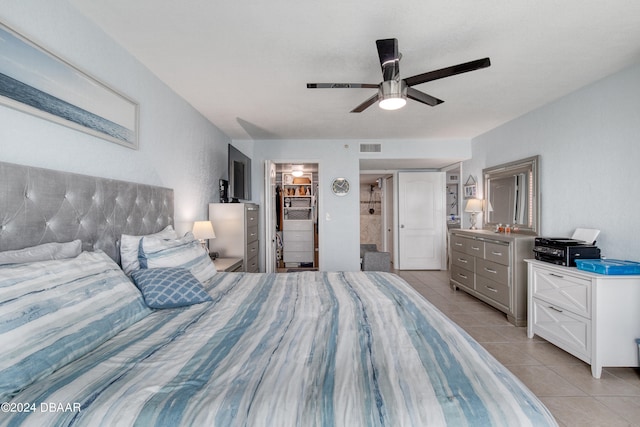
[484,267,497,274]
[471,246,480,251]
[454,242,463,246]
[457,273,468,279]
[457,258,468,263]
[485,286,498,293]
[491,251,503,256]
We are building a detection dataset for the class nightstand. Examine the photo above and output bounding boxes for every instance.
[213,257,243,272]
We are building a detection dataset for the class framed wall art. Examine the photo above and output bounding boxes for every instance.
[0,22,139,149]
[463,175,477,199]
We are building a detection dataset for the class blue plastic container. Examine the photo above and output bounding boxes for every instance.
[574,259,640,275]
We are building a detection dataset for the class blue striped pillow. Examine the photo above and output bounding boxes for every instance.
[138,232,217,283]
[0,251,151,401]
[131,268,212,308]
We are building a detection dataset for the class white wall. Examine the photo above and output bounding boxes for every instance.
[0,0,230,235]
[252,138,471,271]
[465,62,640,260]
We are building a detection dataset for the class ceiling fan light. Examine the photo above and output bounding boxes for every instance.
[379,96,406,110]
[378,80,407,110]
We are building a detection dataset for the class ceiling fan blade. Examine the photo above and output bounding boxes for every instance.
[376,38,400,81]
[307,83,379,89]
[350,93,379,113]
[406,87,444,107]
[404,57,491,87]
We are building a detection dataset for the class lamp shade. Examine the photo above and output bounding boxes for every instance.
[192,220,216,240]
[464,198,483,213]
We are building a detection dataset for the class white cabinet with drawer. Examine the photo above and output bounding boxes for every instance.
[283,219,314,266]
[208,203,260,272]
[527,259,640,378]
[449,229,535,326]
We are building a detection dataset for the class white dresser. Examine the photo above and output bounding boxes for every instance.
[208,203,259,272]
[526,259,640,378]
[449,229,535,326]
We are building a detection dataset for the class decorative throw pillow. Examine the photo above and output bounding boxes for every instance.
[0,251,151,402]
[0,240,82,265]
[120,225,177,275]
[131,267,212,309]
[138,232,217,283]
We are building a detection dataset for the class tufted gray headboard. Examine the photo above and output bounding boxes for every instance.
[0,161,174,264]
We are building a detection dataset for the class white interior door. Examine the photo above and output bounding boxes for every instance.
[264,160,277,273]
[397,171,445,270]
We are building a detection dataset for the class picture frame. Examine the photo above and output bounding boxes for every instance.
[0,22,139,149]
[463,175,477,199]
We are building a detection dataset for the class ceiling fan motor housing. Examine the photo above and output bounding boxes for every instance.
[378,80,407,110]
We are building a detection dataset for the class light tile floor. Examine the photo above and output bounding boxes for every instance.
[396,269,640,427]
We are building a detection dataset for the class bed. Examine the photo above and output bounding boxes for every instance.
[0,161,557,426]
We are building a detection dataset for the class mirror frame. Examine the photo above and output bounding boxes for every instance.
[483,155,540,235]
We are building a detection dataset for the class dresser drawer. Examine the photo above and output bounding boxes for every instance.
[284,240,313,252]
[476,258,509,285]
[246,208,259,228]
[283,220,313,231]
[466,240,484,257]
[247,239,259,260]
[450,235,469,253]
[531,297,590,360]
[476,275,509,307]
[531,267,590,317]
[246,255,259,273]
[451,264,474,288]
[283,230,313,242]
[283,251,314,263]
[484,241,509,265]
[246,225,259,243]
[451,250,476,270]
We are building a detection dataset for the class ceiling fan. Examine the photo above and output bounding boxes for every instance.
[307,38,490,112]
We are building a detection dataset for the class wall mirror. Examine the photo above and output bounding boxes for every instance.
[483,155,540,235]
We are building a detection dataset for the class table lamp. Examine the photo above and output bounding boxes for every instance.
[465,198,483,230]
[192,220,216,251]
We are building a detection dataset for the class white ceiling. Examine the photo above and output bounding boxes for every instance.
[69,1,640,143]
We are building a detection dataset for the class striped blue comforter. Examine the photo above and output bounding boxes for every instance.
[1,271,556,426]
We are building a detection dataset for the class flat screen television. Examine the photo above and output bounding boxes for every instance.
[227,144,251,202]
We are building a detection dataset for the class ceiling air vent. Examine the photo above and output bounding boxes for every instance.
[360,143,382,153]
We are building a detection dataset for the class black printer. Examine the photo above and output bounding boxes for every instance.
[533,237,601,267]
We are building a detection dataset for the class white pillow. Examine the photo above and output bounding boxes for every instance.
[138,232,217,283]
[120,225,177,275]
[0,240,82,265]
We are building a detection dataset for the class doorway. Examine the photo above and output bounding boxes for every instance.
[359,174,394,262]
[266,162,319,272]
